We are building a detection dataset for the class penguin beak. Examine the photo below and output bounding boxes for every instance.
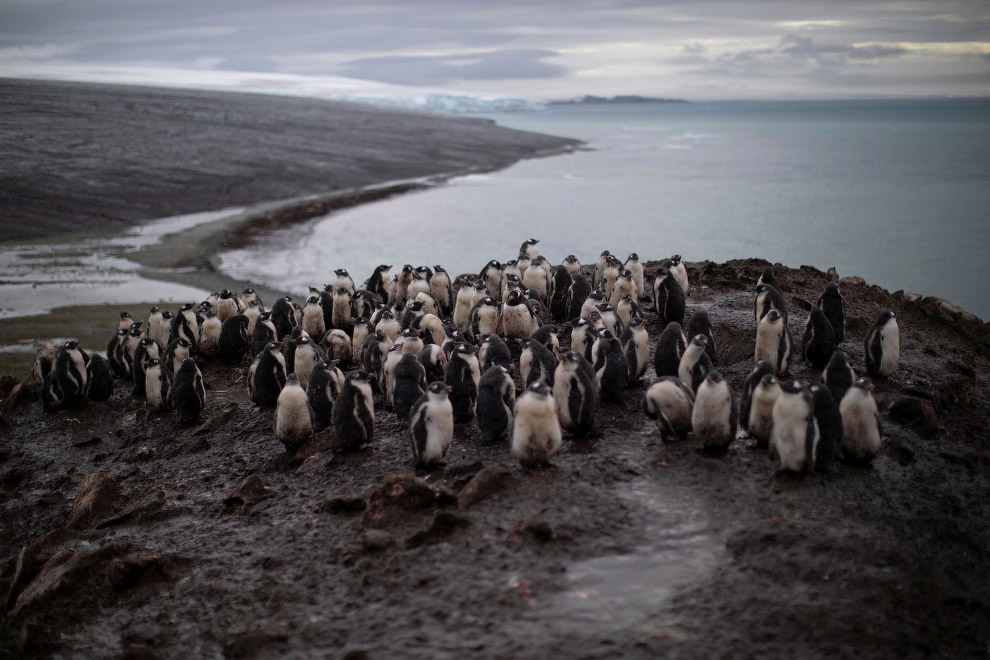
[869,382,876,391]
[444,385,452,393]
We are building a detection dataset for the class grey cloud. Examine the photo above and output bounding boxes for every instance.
[336,49,567,86]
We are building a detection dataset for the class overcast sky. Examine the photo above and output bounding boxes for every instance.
[1,0,988,100]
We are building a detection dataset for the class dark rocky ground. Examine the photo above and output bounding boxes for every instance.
[1,260,988,659]
[0,78,578,242]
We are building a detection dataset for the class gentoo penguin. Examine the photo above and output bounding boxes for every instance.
[401,300,425,330]
[409,381,455,466]
[269,296,296,340]
[239,288,263,312]
[501,260,521,295]
[131,337,159,396]
[570,318,596,364]
[809,384,842,473]
[453,280,477,333]
[292,333,324,389]
[171,357,206,425]
[332,370,375,452]
[395,264,415,302]
[479,334,512,372]
[599,255,621,299]
[525,290,551,326]
[292,301,304,327]
[54,341,88,403]
[616,294,642,331]
[565,272,592,322]
[375,309,401,342]
[444,342,481,423]
[143,358,172,411]
[654,322,687,378]
[164,337,191,376]
[679,334,714,393]
[549,264,573,322]
[324,328,352,368]
[757,265,777,289]
[754,284,787,324]
[822,351,856,405]
[301,294,325,339]
[308,361,341,432]
[621,316,649,382]
[479,260,503,298]
[419,343,447,383]
[169,304,199,351]
[686,309,717,365]
[333,268,355,293]
[593,250,611,288]
[248,341,287,408]
[580,289,608,321]
[817,281,845,343]
[122,322,144,379]
[476,365,516,444]
[769,380,818,472]
[155,311,173,349]
[360,330,393,392]
[595,302,623,338]
[623,253,646,300]
[516,254,531,281]
[802,305,837,370]
[392,352,428,420]
[217,314,250,364]
[522,257,550,303]
[864,310,899,378]
[85,354,114,402]
[275,374,314,454]
[520,337,558,388]
[32,342,57,386]
[643,377,695,441]
[430,266,453,316]
[839,378,883,462]
[553,350,598,437]
[352,289,381,321]
[147,307,164,345]
[561,255,582,278]
[282,326,303,375]
[250,311,277,358]
[40,371,64,410]
[366,264,392,303]
[106,328,127,378]
[216,289,241,323]
[499,289,539,339]
[669,255,689,296]
[691,371,737,451]
[319,284,336,332]
[469,296,499,342]
[350,318,373,360]
[747,373,782,450]
[755,309,792,376]
[591,328,627,402]
[118,311,134,332]
[407,271,431,302]
[398,328,425,356]
[531,324,561,362]
[740,361,776,437]
[511,382,563,467]
[609,269,637,307]
[520,238,540,260]
[330,287,353,334]
[653,267,686,326]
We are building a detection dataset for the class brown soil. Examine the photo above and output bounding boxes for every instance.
[1,260,988,659]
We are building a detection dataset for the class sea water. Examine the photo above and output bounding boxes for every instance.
[218,99,990,319]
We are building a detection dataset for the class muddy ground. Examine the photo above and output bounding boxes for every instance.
[1,259,988,659]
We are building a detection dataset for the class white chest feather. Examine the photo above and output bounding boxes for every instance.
[691,380,733,447]
[500,305,532,339]
[276,385,312,438]
[840,391,882,459]
[511,395,562,465]
[749,384,781,442]
[419,399,454,463]
[771,395,816,472]
[879,319,900,376]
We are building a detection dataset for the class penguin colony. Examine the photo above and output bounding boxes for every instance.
[38,244,900,473]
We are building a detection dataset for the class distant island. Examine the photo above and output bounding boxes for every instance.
[550,94,688,105]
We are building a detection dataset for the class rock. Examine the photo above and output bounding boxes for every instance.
[222,629,290,659]
[4,381,31,411]
[361,530,395,553]
[839,276,866,287]
[5,527,77,609]
[11,543,130,616]
[521,520,555,543]
[826,267,839,281]
[96,490,166,529]
[887,396,939,438]
[115,644,160,660]
[457,464,511,509]
[0,373,18,398]
[321,494,367,515]
[109,553,185,590]
[363,473,437,526]
[224,475,273,512]
[67,472,122,530]
[194,403,237,436]
[405,511,471,549]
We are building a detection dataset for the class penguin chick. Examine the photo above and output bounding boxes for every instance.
[520,337,558,388]
[569,318,595,364]
[595,302,622,338]
[170,304,199,351]
[131,337,159,396]
[591,328,627,402]
[86,354,114,402]
[643,377,694,441]
[531,324,561,362]
[409,381,454,466]
[802,306,837,370]
[215,289,242,323]
[307,360,343,433]
[398,328,425,356]
[840,378,883,462]
[549,264,573,322]
[393,352,428,420]
[757,265,777,289]
[620,316,649,382]
[292,333,324,390]
[609,269,637,307]
[469,296,500,342]
[270,296,296,340]
[579,289,607,321]
[366,264,393,303]
[686,309,717,365]
[755,309,792,377]
[333,268,356,293]
[301,294,325,339]
[822,350,856,405]
[740,361,775,436]
[623,253,646,300]
[248,341,287,408]
[143,358,173,411]
[511,381,563,467]
[453,279,478,333]
[324,328,353,368]
[106,329,127,378]
[747,374,782,450]
[121,322,144,380]
[171,357,206,425]
[250,311,277,358]
[118,311,134,332]
[332,370,376,453]
[415,312,446,346]
[553,350,598,437]
[444,342,480,423]
[593,250,611,289]
[769,380,818,473]
[331,288,353,335]
[499,289,538,339]
[429,266,453,316]
[615,294,641,331]
[475,365,516,444]
[653,267,686,326]
[864,310,899,378]
[654,322,687,378]
[479,334,513,372]
[678,334,713,393]
[565,273,592,322]
[598,255,621,299]
[669,255,689,296]
[520,238,540,260]
[691,371,737,452]
[817,281,845,343]
[754,283,788,324]
[276,374,314,454]
[217,314,250,364]
[55,341,89,403]
[350,318,373,362]
[810,384,842,473]
[375,309,401,343]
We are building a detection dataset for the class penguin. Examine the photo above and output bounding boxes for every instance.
[691,371,737,451]
[333,268,356,294]
[276,374,314,454]
[754,284,787,324]
[654,322,687,378]
[595,302,623,338]
[615,294,642,331]
[171,357,206,425]
[580,289,608,321]
[307,360,343,433]
[642,377,695,441]
[549,264,573,322]
[499,289,538,339]
[757,265,777,289]
[569,317,596,364]
[248,341,287,408]
[330,287,353,334]
[270,296,296,340]
[453,280,478,333]
[292,301,304,327]
[511,382,563,467]
[565,273,592,322]
[106,328,128,378]
[593,250,611,288]
[239,288,263,312]
[85,354,114,402]
[516,254,532,281]
[215,289,241,323]
[522,258,550,303]
[40,371,64,410]
[155,310,173,349]
[520,238,540,260]
[54,341,89,403]
[678,334,714,392]
[131,337,159,396]
[217,314,250,364]
[591,328,627,402]
[686,309,717,365]
[324,328,352,368]
[609,269,637,307]
[350,318,373,361]
[360,330,393,392]
[429,266,453,316]
[169,304,199,351]
[400,300,425,330]
[747,373,782,450]
[479,260,503,298]
[822,350,856,406]
[552,350,598,437]
[622,253,646,300]
[817,281,845,343]
[31,343,57,386]
[801,306,837,369]
[520,337,558,388]
[164,337,191,376]
[600,254,622,298]
[479,334,513,372]
[394,264,415,301]
[415,313,446,347]
[864,310,899,378]
[292,333,324,389]
[366,264,393,303]
[469,296,500,342]
[332,370,376,453]
[840,377,883,462]
[352,289,381,321]
[300,294,325,339]
[561,255,582,277]
[118,311,134,332]
[740,360,776,436]
[250,311,277,358]
[531,324,561,361]
[407,272,431,302]
[653,267,686,326]
[419,343,447,383]
[620,316,649,382]
[809,384,842,473]
[769,380,818,472]
[405,381,454,466]
[669,255,689,296]
[375,309,401,342]
[475,365,516,444]
[143,358,173,411]
[524,290,551,327]
[398,328,425,356]
[755,309,792,376]
[122,322,144,379]
[147,307,164,345]
[444,342,481,423]
[197,310,221,356]
[392,352,428,420]
[500,260,521,296]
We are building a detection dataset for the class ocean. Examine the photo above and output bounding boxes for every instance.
[218,98,990,319]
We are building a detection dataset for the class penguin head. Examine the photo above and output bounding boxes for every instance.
[620,270,633,280]
[180,303,194,312]
[827,351,850,370]
[266,341,280,353]
[564,255,579,264]
[486,259,501,270]
[824,281,840,296]
[146,358,161,369]
[600,250,610,258]
[620,294,634,306]
[878,310,896,324]
[671,254,682,264]
[852,377,875,392]
[282,296,293,302]
[766,309,781,323]
[375,330,387,342]
[506,290,523,306]
[354,317,371,329]
[587,311,603,327]
[434,265,446,274]
[220,289,233,299]
[140,337,155,347]
[596,327,615,340]
[286,373,301,387]
[408,301,424,312]
[243,288,255,295]
[758,374,778,390]
[525,238,539,246]
[62,340,79,350]
[656,266,671,281]
[589,289,605,301]
[597,303,615,314]
[415,266,433,278]
[505,259,518,268]
[527,381,551,397]
[306,295,320,305]
[519,337,534,351]
[349,370,371,383]
[705,371,725,386]
[392,301,406,314]
[335,268,350,278]
[149,306,160,314]
[323,283,334,292]
[120,311,132,320]
[524,289,541,301]
[401,264,414,275]
[473,280,488,292]
[562,350,580,365]
[162,311,174,320]
[298,335,310,345]
[628,317,644,329]
[379,310,394,321]
[690,334,709,348]
[627,252,639,262]
[377,264,392,273]
[455,342,475,357]
[129,322,144,336]
[401,328,421,340]
[779,380,805,395]
[427,381,451,399]
[176,337,191,348]
[335,288,351,298]
[607,255,622,268]
[290,326,305,340]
